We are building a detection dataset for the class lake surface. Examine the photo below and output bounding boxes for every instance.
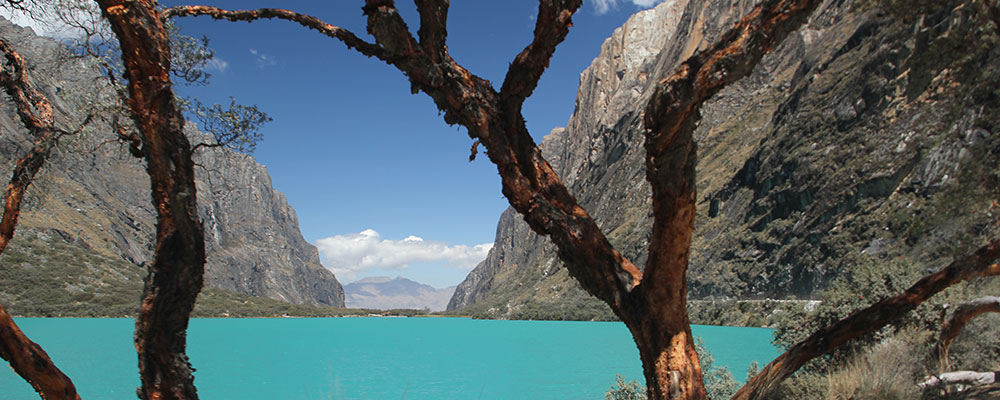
[1,318,777,399]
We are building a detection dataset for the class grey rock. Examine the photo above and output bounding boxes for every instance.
[449,0,1000,316]
[0,17,344,307]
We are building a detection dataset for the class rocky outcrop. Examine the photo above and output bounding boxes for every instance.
[194,136,343,306]
[0,18,344,307]
[448,0,748,313]
[448,0,1000,318]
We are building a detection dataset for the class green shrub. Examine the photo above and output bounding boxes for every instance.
[605,375,646,400]
[772,257,939,373]
[696,337,742,400]
[604,337,743,400]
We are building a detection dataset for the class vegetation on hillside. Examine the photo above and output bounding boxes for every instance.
[0,230,374,318]
[764,257,1000,399]
[1,0,998,398]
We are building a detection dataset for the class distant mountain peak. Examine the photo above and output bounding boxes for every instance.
[344,276,455,311]
[353,276,394,284]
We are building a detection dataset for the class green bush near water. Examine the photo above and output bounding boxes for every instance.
[604,337,745,400]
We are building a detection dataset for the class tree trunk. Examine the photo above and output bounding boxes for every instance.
[623,298,705,400]
[96,1,205,399]
[0,37,82,400]
[162,1,823,398]
[636,98,704,399]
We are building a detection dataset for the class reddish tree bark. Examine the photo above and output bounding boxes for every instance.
[638,1,823,396]
[96,1,205,399]
[935,295,1000,371]
[164,0,1000,399]
[163,0,830,398]
[0,38,82,400]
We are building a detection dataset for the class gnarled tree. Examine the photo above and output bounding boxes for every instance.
[0,37,82,400]
[96,1,205,399]
[162,0,831,398]
[90,0,1000,399]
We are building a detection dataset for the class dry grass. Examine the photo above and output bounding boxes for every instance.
[826,337,923,400]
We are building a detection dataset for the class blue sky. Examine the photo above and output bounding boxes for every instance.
[162,0,671,288]
[7,0,668,288]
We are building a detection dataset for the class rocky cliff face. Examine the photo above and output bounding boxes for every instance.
[448,0,1000,318]
[0,18,344,308]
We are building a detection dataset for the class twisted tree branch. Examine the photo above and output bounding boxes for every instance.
[499,0,581,112]
[936,295,1000,371]
[162,6,389,61]
[733,239,1000,400]
[98,1,206,398]
[644,0,822,152]
[0,36,82,400]
[414,0,449,63]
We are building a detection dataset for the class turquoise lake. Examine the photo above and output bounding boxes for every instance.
[1,318,778,399]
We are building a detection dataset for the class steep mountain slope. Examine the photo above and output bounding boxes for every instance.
[344,277,455,311]
[0,18,345,311]
[448,0,1000,319]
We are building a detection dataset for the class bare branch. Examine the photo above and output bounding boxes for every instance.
[362,0,422,58]
[733,239,1000,400]
[359,0,643,309]
[0,40,52,129]
[0,36,82,400]
[936,295,1000,371]
[163,5,389,62]
[644,0,823,152]
[414,0,449,63]
[639,0,822,310]
[499,0,581,111]
[468,139,480,161]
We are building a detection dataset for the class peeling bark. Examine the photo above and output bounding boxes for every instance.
[163,0,828,398]
[936,296,1000,371]
[734,241,1000,400]
[96,1,205,399]
[0,37,82,400]
[638,0,824,397]
[163,0,1000,398]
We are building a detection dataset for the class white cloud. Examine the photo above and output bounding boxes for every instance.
[249,48,276,68]
[315,229,492,280]
[593,0,615,14]
[205,57,229,73]
[591,0,668,15]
